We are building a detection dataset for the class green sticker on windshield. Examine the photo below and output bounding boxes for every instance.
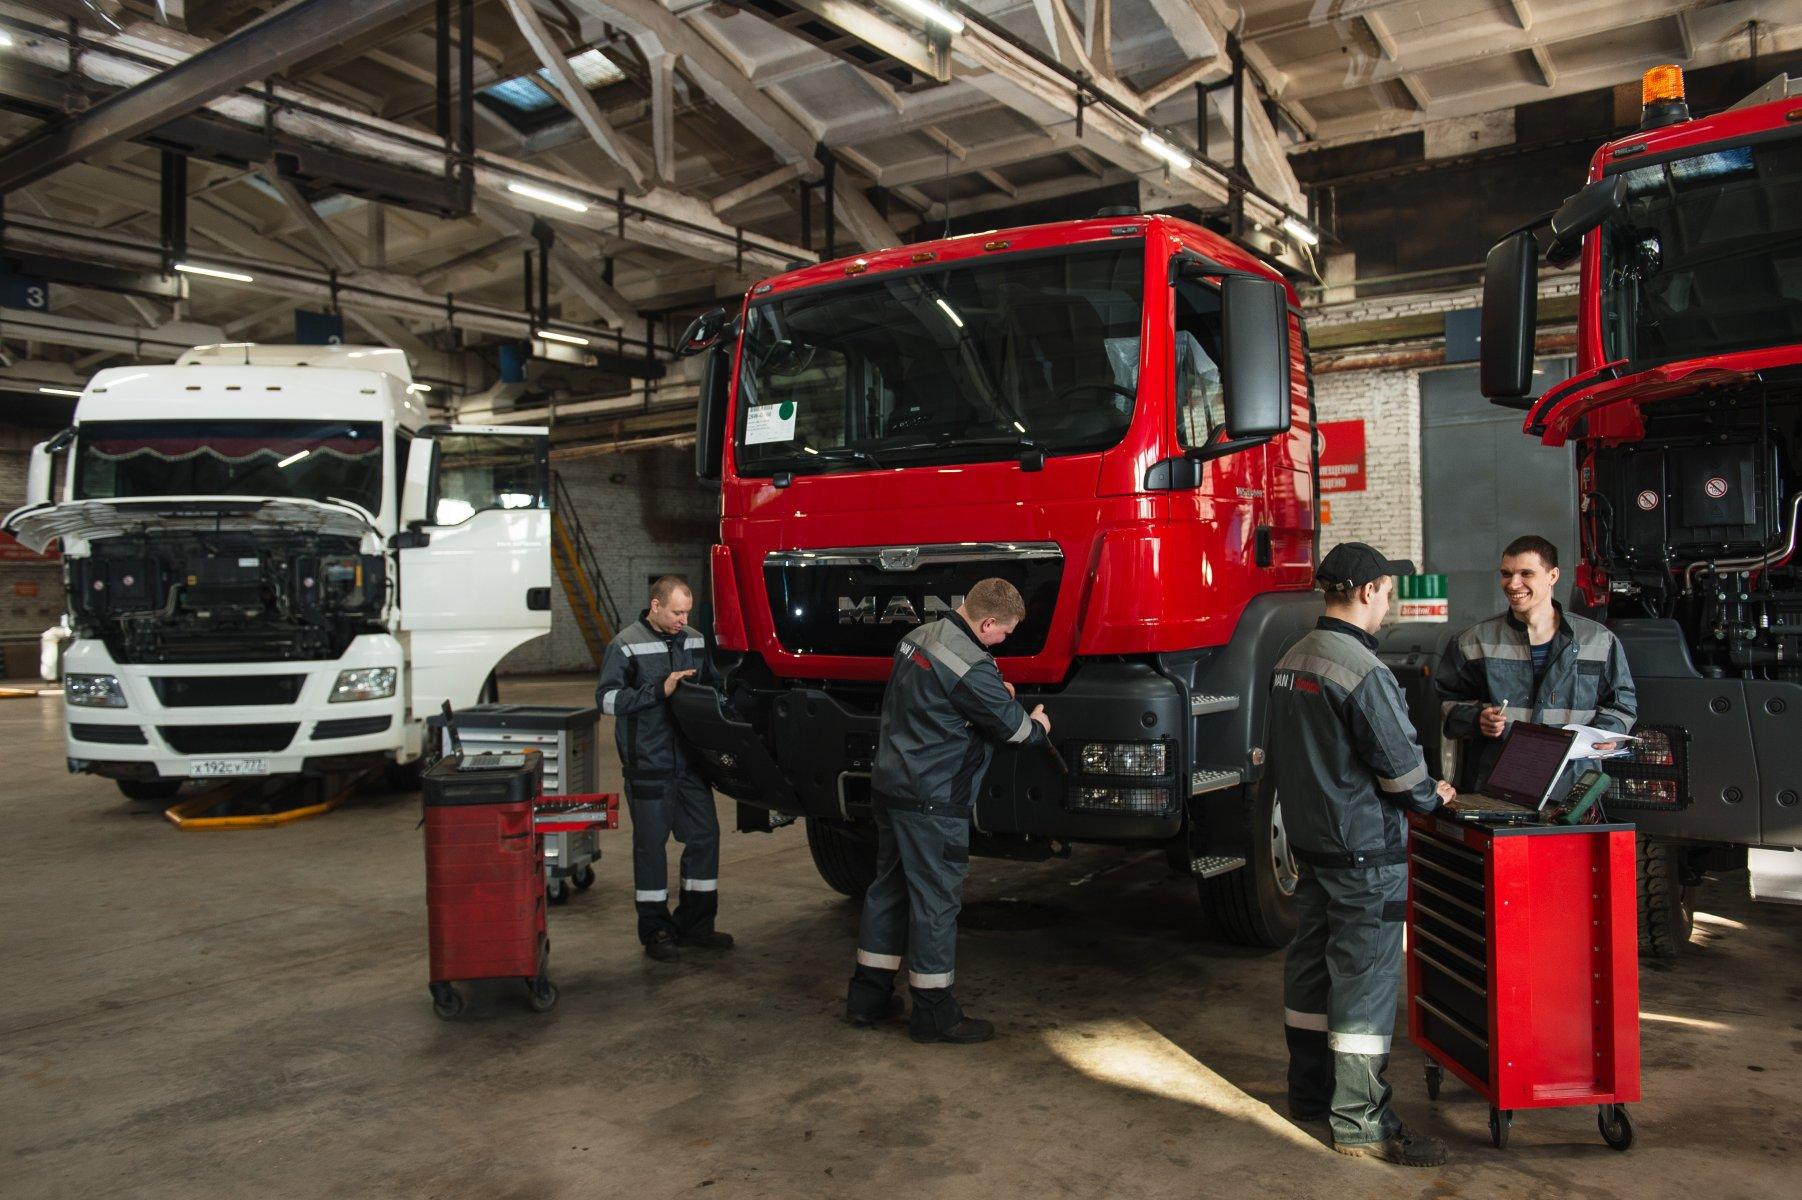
[779,401,795,420]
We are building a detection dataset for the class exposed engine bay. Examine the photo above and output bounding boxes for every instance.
[1586,369,1800,679]
[69,530,387,663]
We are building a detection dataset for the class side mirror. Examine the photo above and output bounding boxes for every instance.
[399,436,437,526]
[1220,275,1292,440]
[23,427,74,506]
[677,307,734,358]
[695,346,730,482]
[1480,231,1539,402]
[1546,176,1625,268]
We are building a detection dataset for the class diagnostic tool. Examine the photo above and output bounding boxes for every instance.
[1545,768,1610,825]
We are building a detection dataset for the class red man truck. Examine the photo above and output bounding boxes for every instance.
[1480,66,1802,954]
[672,211,1319,946]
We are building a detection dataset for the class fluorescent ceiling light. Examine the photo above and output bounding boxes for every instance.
[934,297,964,328]
[561,48,625,88]
[407,382,433,393]
[38,386,83,397]
[175,262,255,283]
[277,449,311,469]
[1012,420,1026,434]
[1138,131,1191,171]
[0,32,13,48]
[507,181,589,213]
[536,328,591,346]
[1280,216,1321,247]
[890,0,965,34]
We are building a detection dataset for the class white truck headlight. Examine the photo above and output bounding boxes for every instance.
[1078,741,1168,776]
[65,673,127,708]
[331,666,397,703]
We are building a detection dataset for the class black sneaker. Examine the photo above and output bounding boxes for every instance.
[644,932,680,962]
[909,1017,994,1045]
[848,994,905,1028]
[1333,1126,1449,1167]
[676,930,735,950]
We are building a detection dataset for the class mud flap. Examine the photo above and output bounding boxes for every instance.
[670,681,799,810]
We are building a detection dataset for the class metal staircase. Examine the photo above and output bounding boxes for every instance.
[550,471,622,666]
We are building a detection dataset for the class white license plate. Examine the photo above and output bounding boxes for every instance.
[189,758,270,778]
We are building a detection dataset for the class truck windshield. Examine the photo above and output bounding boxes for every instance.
[1602,135,1802,367]
[73,420,384,514]
[735,242,1143,474]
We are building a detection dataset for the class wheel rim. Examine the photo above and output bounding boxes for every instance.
[1270,792,1300,898]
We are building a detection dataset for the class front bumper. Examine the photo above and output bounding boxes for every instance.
[60,636,412,780]
[674,660,1193,843]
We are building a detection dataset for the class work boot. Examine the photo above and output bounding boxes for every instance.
[848,994,905,1029]
[910,1016,994,1045]
[1333,1126,1449,1167]
[644,932,680,962]
[676,930,735,950]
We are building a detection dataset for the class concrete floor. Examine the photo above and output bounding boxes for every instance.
[3,675,1798,1199]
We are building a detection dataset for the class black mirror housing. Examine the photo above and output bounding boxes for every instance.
[677,306,734,358]
[1480,231,1539,401]
[1546,176,1625,267]
[1220,274,1293,440]
[694,344,731,481]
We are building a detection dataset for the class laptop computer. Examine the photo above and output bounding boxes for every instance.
[1447,722,1579,824]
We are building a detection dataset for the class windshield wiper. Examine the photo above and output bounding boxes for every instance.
[807,446,883,468]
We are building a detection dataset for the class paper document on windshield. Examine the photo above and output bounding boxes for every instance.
[1562,723,1638,760]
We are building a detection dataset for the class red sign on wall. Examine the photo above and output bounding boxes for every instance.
[1317,419,1367,493]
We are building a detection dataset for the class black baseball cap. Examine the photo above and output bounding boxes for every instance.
[1317,542,1416,588]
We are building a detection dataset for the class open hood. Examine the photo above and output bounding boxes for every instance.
[1529,344,1802,446]
[1,496,380,554]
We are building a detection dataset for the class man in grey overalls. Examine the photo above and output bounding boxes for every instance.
[1272,543,1454,1166]
[596,576,733,962]
[845,578,1050,1043]
[1437,534,1636,791]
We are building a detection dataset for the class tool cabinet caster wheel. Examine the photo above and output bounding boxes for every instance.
[1425,1061,1443,1101]
[547,878,570,905]
[1599,1104,1633,1151]
[526,978,558,1013]
[1489,1107,1511,1149]
[430,984,464,1020]
[573,865,595,890]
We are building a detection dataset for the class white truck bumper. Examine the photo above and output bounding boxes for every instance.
[60,636,413,780]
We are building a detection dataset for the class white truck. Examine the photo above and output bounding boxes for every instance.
[3,343,552,800]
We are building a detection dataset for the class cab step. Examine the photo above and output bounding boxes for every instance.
[1189,855,1248,879]
[1189,693,1242,717]
[1190,767,1244,796]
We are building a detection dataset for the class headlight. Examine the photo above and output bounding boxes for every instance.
[1078,741,1168,776]
[331,666,397,703]
[1068,786,1173,816]
[65,673,127,708]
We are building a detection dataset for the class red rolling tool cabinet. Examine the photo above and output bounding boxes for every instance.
[1406,811,1641,1150]
[423,754,556,1019]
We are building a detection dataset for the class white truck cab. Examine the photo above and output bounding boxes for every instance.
[3,343,552,798]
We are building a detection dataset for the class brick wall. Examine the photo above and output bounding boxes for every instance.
[0,428,63,650]
[499,444,717,676]
[1313,367,1423,569]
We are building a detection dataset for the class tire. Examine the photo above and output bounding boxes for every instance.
[1637,834,1694,959]
[804,817,879,898]
[430,984,464,1020]
[573,864,595,890]
[1599,1104,1633,1151]
[1425,1060,1443,1101]
[1489,1108,1511,1150]
[526,977,558,1013]
[117,779,182,803]
[1197,773,1300,948]
[547,877,570,905]
[384,759,425,791]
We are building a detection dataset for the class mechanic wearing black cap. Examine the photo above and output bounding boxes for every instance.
[1271,542,1454,1167]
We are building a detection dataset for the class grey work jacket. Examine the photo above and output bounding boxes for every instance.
[1269,617,1444,863]
[1435,604,1637,788]
[871,614,1043,815]
[595,617,716,791]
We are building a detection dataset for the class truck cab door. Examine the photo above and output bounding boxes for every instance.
[397,424,552,719]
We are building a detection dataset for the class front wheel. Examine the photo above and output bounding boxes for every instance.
[1637,835,1694,959]
[804,817,879,898]
[1197,772,1300,947]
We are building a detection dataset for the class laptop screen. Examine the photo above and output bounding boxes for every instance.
[1483,723,1577,807]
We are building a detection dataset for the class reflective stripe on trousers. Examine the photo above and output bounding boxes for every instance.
[847,805,972,1036]
[625,774,720,945]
